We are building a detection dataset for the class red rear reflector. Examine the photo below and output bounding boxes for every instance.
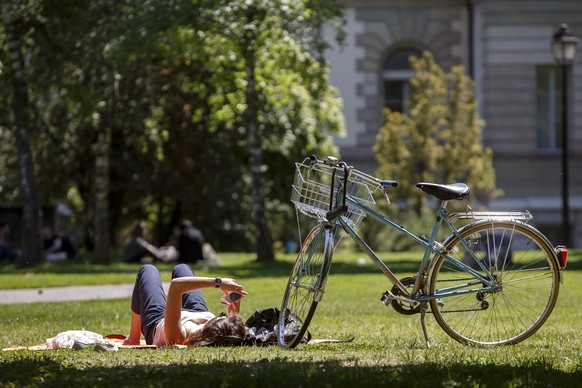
[555,246,568,268]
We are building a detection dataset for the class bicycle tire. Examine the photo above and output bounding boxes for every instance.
[278,224,333,348]
[428,220,561,346]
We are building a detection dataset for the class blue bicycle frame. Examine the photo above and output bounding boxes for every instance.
[330,195,499,302]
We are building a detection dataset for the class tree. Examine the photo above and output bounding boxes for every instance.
[0,0,345,261]
[241,5,274,262]
[201,0,345,261]
[41,0,123,264]
[375,51,499,220]
[94,0,344,259]
[1,2,43,266]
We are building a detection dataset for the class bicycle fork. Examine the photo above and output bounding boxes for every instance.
[297,224,334,303]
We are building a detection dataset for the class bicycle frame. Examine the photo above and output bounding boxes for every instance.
[329,195,499,303]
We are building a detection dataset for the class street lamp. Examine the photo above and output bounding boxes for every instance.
[552,24,578,246]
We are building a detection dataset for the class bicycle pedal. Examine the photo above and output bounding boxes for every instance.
[380,291,393,306]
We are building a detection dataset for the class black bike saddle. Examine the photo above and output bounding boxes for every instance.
[416,182,470,201]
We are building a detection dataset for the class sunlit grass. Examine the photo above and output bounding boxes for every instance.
[1,250,581,386]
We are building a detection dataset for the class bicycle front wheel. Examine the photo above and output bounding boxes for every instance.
[278,224,333,348]
[429,220,561,346]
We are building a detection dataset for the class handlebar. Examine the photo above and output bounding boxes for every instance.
[309,155,398,189]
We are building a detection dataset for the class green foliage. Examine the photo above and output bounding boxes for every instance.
[375,52,500,216]
[0,0,346,253]
[371,52,501,251]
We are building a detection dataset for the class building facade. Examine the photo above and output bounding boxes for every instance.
[326,0,582,247]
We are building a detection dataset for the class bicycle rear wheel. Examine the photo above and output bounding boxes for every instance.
[278,224,333,348]
[429,220,561,346]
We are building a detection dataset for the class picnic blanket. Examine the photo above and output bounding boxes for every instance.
[2,332,353,351]
[2,331,163,352]
[3,308,354,351]
[2,333,353,351]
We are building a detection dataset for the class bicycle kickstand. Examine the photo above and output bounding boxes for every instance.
[419,302,431,348]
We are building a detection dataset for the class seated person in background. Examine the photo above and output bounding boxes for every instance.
[177,220,205,263]
[0,222,19,263]
[123,221,171,263]
[42,226,76,261]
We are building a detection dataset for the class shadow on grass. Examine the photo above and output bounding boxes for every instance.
[0,257,425,279]
[2,249,580,280]
[1,357,579,387]
[224,259,425,279]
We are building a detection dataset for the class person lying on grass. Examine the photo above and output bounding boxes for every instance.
[123,264,247,347]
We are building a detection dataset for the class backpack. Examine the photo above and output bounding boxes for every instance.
[244,307,311,346]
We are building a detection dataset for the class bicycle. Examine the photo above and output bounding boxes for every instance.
[278,156,568,348]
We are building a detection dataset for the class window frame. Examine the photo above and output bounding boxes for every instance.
[382,47,422,115]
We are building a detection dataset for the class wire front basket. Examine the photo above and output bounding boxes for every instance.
[291,159,376,228]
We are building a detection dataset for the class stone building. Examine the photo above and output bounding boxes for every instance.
[326,0,582,247]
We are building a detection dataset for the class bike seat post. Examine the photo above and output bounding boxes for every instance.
[438,200,449,213]
[417,200,450,270]
[427,201,449,245]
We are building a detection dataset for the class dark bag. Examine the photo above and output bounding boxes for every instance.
[244,307,311,346]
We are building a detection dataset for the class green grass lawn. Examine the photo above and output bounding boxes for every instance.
[1,250,581,387]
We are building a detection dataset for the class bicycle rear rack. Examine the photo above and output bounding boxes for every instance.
[449,208,532,223]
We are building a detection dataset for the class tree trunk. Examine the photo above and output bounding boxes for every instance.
[243,33,274,263]
[3,6,43,266]
[93,121,111,264]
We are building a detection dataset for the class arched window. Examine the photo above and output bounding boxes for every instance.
[382,47,422,114]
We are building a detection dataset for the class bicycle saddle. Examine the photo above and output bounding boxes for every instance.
[416,182,470,201]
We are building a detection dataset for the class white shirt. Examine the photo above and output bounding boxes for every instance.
[152,310,215,347]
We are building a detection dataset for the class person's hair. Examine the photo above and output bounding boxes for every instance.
[131,221,147,238]
[185,314,246,346]
[180,219,193,231]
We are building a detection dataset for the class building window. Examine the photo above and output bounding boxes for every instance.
[536,65,565,151]
[382,47,422,114]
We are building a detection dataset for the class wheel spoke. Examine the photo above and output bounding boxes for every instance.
[430,221,560,345]
[279,225,332,348]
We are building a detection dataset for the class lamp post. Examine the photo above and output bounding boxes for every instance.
[552,24,578,247]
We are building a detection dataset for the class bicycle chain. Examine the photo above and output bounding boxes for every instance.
[435,277,476,283]
[388,277,490,314]
[429,307,486,314]
[432,279,491,313]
